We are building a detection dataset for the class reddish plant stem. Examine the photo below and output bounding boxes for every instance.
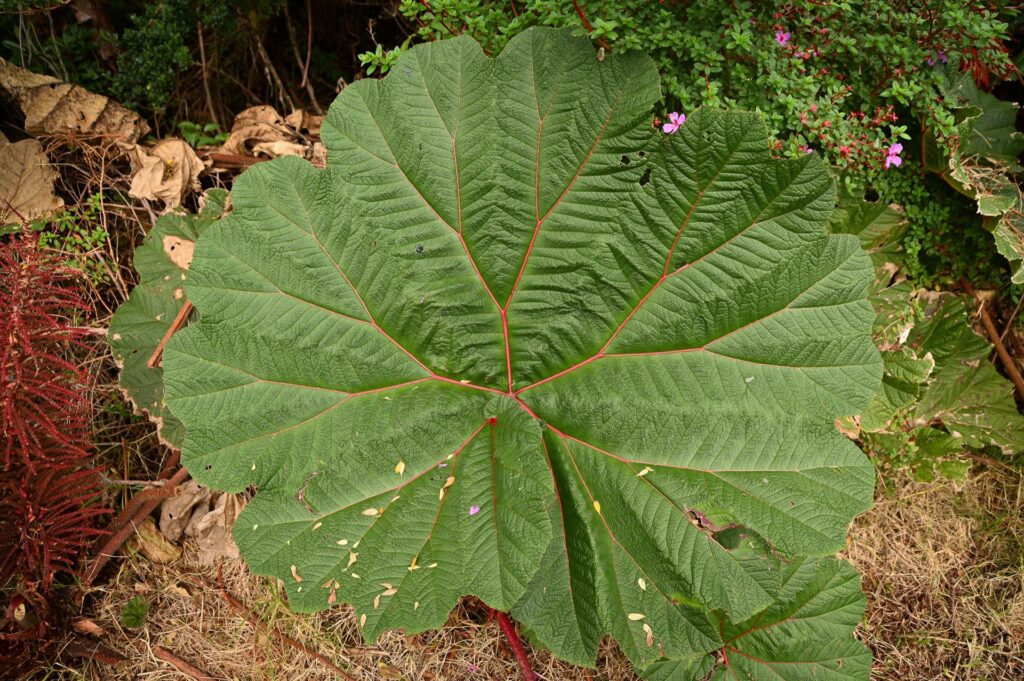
[494,610,537,681]
[152,646,215,680]
[148,301,194,368]
[82,467,190,587]
[962,278,1024,398]
[571,0,592,32]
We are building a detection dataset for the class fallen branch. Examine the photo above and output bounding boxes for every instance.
[62,639,128,666]
[153,645,215,680]
[494,610,537,681]
[82,467,190,587]
[962,278,1024,398]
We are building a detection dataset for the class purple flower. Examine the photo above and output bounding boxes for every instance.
[926,50,948,66]
[469,505,480,516]
[884,142,903,169]
[775,30,791,46]
[468,663,478,674]
[662,112,685,134]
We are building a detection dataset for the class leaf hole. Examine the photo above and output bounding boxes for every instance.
[415,244,424,254]
[637,150,646,158]
[639,169,652,186]
[620,155,630,165]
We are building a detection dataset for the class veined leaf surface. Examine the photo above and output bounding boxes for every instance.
[164,28,881,672]
[110,189,229,448]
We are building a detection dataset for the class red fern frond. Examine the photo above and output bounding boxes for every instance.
[0,232,108,592]
[0,466,109,591]
[0,232,92,470]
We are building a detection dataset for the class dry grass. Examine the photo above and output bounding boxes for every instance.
[81,547,637,681]
[67,466,1024,681]
[846,469,1024,681]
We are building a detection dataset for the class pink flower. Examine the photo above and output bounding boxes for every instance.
[884,142,903,169]
[775,30,791,46]
[662,112,685,134]
[469,505,480,516]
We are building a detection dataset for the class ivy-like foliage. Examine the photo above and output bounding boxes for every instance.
[163,29,880,677]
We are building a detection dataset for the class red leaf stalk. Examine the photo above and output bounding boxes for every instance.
[495,610,538,681]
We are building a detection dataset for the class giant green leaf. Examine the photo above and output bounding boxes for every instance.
[109,189,229,447]
[163,29,881,674]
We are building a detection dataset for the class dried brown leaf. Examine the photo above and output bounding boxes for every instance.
[126,139,205,209]
[0,134,63,223]
[0,57,147,141]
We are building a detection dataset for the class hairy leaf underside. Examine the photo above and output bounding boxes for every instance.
[164,29,881,676]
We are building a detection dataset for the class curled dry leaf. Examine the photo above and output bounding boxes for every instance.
[220,105,321,163]
[221,105,290,156]
[72,618,106,637]
[252,140,307,159]
[129,517,182,564]
[284,108,324,135]
[0,57,147,141]
[0,133,63,224]
[158,479,242,564]
[187,490,242,565]
[160,480,212,542]
[126,139,205,209]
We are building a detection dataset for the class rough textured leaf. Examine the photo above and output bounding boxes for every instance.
[858,347,934,433]
[643,557,870,681]
[109,190,229,447]
[710,558,871,681]
[163,29,880,672]
[910,295,1024,453]
[852,283,1024,462]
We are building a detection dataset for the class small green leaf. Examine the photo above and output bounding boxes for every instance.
[120,596,150,629]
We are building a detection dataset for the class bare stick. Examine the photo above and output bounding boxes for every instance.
[962,278,1024,398]
[62,639,128,666]
[253,33,296,113]
[148,301,194,368]
[153,646,215,680]
[197,23,220,127]
[283,0,322,113]
[494,610,537,681]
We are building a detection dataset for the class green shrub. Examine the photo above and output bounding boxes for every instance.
[398,0,1014,175]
